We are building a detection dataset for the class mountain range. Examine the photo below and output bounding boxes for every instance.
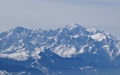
[0,23,120,75]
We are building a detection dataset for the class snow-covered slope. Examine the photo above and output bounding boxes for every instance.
[0,23,120,61]
[0,23,120,75]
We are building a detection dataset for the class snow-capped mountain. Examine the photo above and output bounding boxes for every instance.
[0,23,120,75]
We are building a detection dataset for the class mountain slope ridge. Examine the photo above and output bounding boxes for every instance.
[0,23,120,75]
[0,23,120,61]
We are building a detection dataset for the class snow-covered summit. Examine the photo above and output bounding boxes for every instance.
[65,23,85,30]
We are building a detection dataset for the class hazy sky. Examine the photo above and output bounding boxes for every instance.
[0,0,120,37]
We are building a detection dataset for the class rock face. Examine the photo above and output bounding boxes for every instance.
[0,23,120,75]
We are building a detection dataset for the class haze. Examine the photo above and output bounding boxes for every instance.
[0,0,120,37]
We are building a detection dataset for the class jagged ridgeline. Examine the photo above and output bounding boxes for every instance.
[0,23,120,75]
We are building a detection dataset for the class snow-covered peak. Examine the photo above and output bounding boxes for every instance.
[65,23,85,30]
[87,28,100,34]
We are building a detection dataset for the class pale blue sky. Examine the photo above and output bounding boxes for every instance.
[0,0,120,37]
